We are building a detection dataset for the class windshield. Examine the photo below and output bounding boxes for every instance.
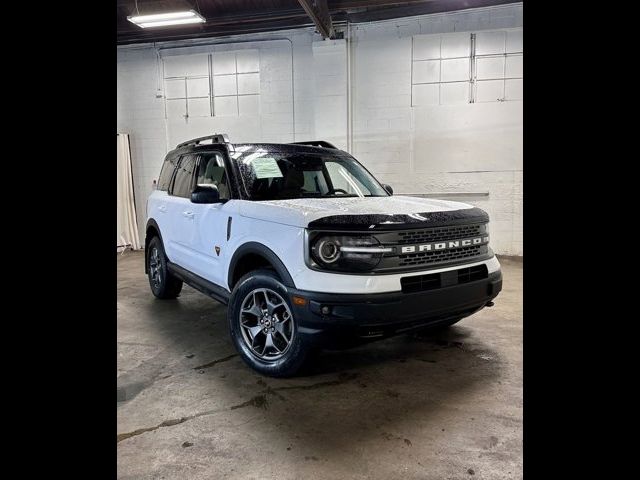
[232,148,388,201]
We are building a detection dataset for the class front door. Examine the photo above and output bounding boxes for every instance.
[185,150,234,286]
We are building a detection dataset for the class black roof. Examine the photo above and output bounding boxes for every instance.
[169,138,347,157]
[234,143,348,156]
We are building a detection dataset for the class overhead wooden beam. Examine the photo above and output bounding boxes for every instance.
[297,0,335,39]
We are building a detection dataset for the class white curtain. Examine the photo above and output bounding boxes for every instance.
[117,133,141,251]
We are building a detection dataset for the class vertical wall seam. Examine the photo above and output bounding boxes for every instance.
[208,53,214,116]
[184,77,189,120]
[470,33,476,103]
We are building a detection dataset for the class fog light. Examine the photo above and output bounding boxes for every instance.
[321,305,331,315]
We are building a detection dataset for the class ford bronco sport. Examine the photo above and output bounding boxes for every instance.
[145,134,502,376]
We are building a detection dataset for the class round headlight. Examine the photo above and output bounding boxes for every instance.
[316,239,340,263]
[310,234,385,272]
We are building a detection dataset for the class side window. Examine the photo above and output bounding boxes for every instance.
[196,152,230,200]
[171,155,197,198]
[157,155,178,191]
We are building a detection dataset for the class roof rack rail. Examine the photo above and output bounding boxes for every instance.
[176,133,231,149]
[290,140,338,149]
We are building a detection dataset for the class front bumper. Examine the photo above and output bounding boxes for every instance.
[291,255,501,294]
[289,270,502,346]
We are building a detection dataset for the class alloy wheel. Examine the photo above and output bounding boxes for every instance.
[149,247,162,288]
[239,288,294,361]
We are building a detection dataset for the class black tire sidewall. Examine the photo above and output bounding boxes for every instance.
[228,270,308,377]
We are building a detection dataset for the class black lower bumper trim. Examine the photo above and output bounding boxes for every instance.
[289,270,502,344]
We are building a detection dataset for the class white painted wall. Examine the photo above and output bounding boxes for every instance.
[117,3,523,255]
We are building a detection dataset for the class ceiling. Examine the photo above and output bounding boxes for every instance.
[117,0,520,45]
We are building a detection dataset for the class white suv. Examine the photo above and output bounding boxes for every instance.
[145,134,502,376]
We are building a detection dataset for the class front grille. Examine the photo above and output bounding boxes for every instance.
[400,264,488,294]
[397,224,482,245]
[311,221,490,274]
[398,245,483,267]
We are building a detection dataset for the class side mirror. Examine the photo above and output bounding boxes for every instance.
[191,184,221,204]
[382,184,394,195]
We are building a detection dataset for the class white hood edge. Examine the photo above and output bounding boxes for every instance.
[238,195,475,228]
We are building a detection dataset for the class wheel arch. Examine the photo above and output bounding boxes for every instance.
[144,219,163,274]
[228,242,296,290]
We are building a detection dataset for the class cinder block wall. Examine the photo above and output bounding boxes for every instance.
[117,3,523,255]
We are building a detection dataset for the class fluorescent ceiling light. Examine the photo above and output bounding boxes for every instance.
[127,10,205,28]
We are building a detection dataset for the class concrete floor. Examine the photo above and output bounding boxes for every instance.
[117,251,522,480]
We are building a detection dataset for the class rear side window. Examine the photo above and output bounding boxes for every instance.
[171,155,197,198]
[157,155,178,191]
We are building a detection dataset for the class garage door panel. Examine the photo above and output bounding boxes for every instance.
[163,54,209,77]
[413,36,441,60]
[476,57,505,80]
[213,52,237,75]
[214,75,237,96]
[441,58,469,82]
[165,79,186,99]
[187,77,210,97]
[413,60,440,84]
[476,80,504,102]
[441,33,470,58]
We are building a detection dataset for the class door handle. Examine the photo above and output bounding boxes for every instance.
[157,205,167,213]
[182,211,194,219]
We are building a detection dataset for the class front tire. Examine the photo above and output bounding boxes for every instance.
[147,236,183,299]
[228,270,311,377]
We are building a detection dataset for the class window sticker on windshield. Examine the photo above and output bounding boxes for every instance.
[251,157,283,179]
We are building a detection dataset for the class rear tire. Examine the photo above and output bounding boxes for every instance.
[147,236,183,299]
[228,269,311,377]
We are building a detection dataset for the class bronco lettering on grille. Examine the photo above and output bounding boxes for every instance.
[400,236,489,254]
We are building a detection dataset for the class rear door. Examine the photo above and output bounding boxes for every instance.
[165,154,198,268]
[150,154,180,261]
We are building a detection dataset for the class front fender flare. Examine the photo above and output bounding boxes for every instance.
[227,242,296,289]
